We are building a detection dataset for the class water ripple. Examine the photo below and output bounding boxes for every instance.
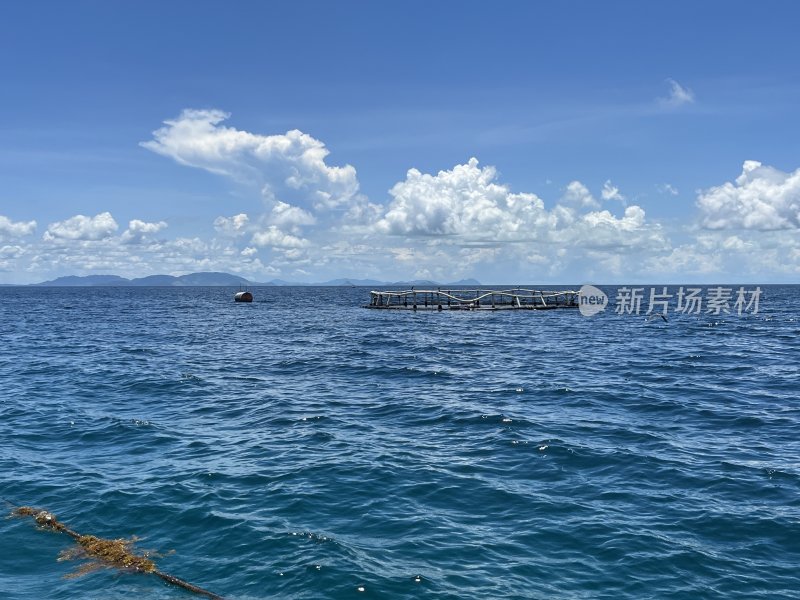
[1,285,799,599]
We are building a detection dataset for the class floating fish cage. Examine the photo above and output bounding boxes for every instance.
[365,288,579,311]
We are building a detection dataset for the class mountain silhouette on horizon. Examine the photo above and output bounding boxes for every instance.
[30,272,482,287]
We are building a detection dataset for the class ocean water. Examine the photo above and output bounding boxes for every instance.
[1,285,798,599]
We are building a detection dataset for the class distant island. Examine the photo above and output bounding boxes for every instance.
[28,271,481,287]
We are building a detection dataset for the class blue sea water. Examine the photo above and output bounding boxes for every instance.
[1,285,798,599]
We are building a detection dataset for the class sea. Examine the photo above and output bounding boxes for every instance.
[1,285,798,599]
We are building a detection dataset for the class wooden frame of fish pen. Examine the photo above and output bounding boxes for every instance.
[365,289,579,311]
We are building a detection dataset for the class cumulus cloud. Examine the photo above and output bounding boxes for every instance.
[377,158,555,238]
[214,213,250,236]
[373,158,665,254]
[20,230,275,283]
[660,78,695,108]
[584,205,643,230]
[121,219,167,243]
[127,219,167,235]
[44,212,118,241]
[697,161,800,230]
[0,244,28,273]
[141,109,360,211]
[0,215,37,238]
[561,181,600,209]
[251,226,310,249]
[645,228,800,278]
[269,201,316,230]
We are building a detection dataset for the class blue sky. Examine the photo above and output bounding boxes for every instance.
[2,1,799,283]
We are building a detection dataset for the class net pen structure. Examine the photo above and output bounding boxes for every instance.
[365,288,579,311]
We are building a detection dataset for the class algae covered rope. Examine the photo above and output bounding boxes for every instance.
[12,506,225,600]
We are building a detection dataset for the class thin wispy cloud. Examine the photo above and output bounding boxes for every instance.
[657,183,679,196]
[601,180,626,204]
[660,78,695,108]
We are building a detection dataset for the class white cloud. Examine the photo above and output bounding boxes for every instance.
[121,219,167,244]
[697,160,800,230]
[561,181,600,209]
[127,219,167,235]
[12,102,800,284]
[1,245,25,259]
[348,158,675,284]
[377,158,555,238]
[644,244,719,275]
[269,201,316,230]
[373,158,665,255]
[44,212,118,241]
[214,213,250,236]
[0,243,29,273]
[582,205,644,231]
[251,226,310,249]
[142,109,360,211]
[645,229,800,278]
[657,183,679,196]
[21,231,276,283]
[0,215,37,238]
[554,205,668,253]
[281,248,311,262]
[660,78,695,108]
[601,180,625,203]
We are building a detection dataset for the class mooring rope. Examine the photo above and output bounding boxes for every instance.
[11,506,225,600]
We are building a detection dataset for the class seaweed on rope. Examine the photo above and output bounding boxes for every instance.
[11,506,225,599]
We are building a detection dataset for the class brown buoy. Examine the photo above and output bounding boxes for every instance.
[234,291,253,302]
